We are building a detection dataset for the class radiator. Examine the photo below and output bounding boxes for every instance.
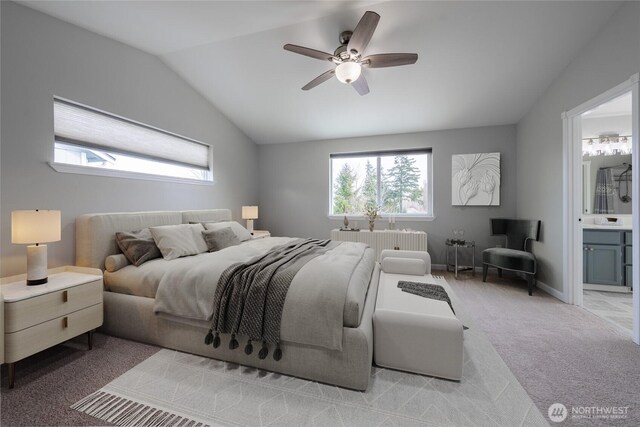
[330,229,428,260]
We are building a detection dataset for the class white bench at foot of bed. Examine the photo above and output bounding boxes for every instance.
[373,250,464,381]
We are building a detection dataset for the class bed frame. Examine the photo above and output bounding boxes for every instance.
[75,209,378,390]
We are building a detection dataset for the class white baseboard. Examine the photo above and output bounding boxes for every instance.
[583,283,631,293]
[432,264,483,273]
[434,263,567,303]
[536,280,568,303]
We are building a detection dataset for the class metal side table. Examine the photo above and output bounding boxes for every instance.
[445,239,475,278]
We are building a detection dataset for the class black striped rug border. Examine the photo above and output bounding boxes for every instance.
[71,390,211,427]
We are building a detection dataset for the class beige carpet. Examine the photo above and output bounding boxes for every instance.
[447,271,639,427]
[72,276,547,427]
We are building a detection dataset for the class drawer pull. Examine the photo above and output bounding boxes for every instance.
[63,290,68,303]
[63,317,68,328]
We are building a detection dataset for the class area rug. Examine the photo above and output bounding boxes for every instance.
[72,276,548,426]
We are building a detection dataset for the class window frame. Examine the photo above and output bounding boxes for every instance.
[49,96,214,185]
[328,148,434,221]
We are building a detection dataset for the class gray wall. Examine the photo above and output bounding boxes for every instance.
[0,2,258,276]
[258,125,517,266]
[516,1,640,291]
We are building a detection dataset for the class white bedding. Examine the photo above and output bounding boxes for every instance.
[105,237,375,351]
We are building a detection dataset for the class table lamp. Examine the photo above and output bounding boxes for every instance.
[11,210,61,285]
[242,206,258,234]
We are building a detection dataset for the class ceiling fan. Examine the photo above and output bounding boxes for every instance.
[283,11,418,95]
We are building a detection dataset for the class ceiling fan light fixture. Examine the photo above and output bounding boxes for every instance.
[335,61,361,84]
[284,11,416,95]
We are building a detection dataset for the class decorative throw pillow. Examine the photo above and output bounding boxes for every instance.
[204,221,252,242]
[149,223,208,260]
[105,253,131,272]
[115,228,162,266]
[202,227,241,252]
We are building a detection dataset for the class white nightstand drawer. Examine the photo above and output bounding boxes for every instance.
[5,280,102,333]
[4,303,103,363]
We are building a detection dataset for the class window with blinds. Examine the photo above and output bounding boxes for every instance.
[51,97,212,183]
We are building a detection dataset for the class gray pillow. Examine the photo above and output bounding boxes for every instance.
[204,221,252,242]
[115,228,162,266]
[202,227,241,252]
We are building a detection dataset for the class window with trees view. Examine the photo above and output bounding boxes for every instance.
[330,149,432,217]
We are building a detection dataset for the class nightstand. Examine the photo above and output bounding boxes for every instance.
[1,266,103,388]
[252,230,271,239]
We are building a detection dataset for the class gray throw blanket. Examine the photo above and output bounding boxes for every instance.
[398,281,469,330]
[206,238,339,360]
[397,281,456,314]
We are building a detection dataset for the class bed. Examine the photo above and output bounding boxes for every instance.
[75,209,379,390]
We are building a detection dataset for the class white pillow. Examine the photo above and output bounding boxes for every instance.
[105,254,130,272]
[149,224,208,260]
[381,257,426,276]
[204,221,252,242]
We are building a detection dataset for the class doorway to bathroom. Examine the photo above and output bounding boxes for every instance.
[581,92,633,336]
[562,74,639,344]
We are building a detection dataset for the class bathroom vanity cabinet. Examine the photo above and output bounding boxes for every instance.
[583,229,632,288]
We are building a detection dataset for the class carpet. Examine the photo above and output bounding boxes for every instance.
[448,272,640,427]
[72,276,548,427]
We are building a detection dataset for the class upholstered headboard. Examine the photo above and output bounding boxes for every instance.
[75,209,232,270]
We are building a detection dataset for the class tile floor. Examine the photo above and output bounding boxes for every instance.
[583,289,633,336]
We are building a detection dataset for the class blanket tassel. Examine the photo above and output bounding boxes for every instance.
[258,341,269,360]
[273,343,282,361]
[229,334,239,350]
[212,332,221,348]
[244,339,253,355]
[204,329,213,345]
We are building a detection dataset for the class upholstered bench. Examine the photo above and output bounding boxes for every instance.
[373,250,464,381]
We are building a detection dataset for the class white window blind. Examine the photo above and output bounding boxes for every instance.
[53,98,210,170]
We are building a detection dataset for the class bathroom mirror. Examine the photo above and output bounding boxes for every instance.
[583,154,632,214]
[581,92,632,215]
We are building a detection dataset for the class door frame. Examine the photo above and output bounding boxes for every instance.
[562,73,639,344]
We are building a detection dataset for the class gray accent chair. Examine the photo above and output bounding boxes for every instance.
[482,219,541,295]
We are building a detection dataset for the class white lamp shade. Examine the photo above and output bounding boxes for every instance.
[335,62,362,84]
[12,210,61,244]
[242,206,258,220]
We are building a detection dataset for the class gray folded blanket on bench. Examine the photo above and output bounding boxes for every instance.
[398,281,469,330]
[398,281,455,313]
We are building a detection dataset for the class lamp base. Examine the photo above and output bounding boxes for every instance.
[26,244,48,286]
[246,219,254,235]
[27,277,48,286]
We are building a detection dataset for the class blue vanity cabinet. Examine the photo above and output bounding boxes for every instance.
[624,231,633,288]
[583,230,625,287]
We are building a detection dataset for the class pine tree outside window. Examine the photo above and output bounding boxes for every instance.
[330,149,433,218]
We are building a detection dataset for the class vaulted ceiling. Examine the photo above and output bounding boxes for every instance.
[20,1,622,144]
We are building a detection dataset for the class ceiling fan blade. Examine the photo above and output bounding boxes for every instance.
[352,74,370,96]
[347,11,380,57]
[362,53,418,68]
[284,44,336,62]
[302,69,336,91]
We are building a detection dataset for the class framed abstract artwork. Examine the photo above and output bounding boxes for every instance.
[452,152,500,206]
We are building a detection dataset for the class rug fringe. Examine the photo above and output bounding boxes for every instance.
[71,390,210,427]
